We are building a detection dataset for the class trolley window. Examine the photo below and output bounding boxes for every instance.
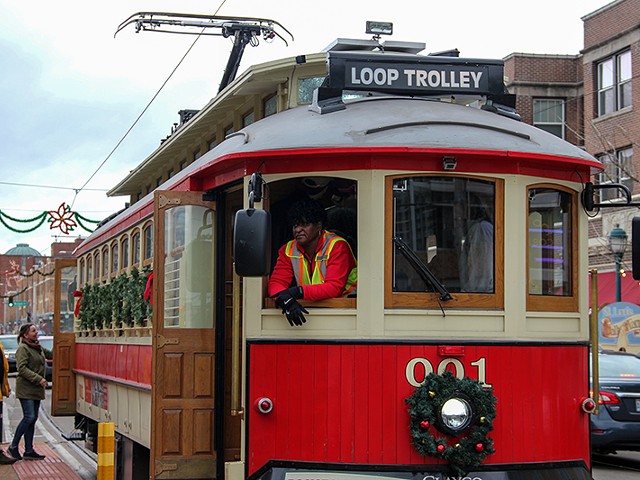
[385,175,504,309]
[132,230,141,266]
[121,236,129,270]
[163,204,214,328]
[527,185,577,312]
[265,176,358,308]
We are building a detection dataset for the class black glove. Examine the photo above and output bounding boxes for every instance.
[273,287,307,326]
[273,286,303,309]
[283,299,309,326]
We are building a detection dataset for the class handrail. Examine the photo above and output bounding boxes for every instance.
[231,267,244,417]
[590,269,600,415]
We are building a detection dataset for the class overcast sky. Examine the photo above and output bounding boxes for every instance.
[0,0,609,256]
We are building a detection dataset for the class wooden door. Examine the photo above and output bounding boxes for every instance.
[51,258,77,416]
[151,191,217,479]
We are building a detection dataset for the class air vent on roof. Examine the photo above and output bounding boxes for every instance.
[323,38,425,54]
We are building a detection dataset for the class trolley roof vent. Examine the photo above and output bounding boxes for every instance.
[323,38,425,54]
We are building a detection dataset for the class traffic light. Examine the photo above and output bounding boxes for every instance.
[7,296,14,307]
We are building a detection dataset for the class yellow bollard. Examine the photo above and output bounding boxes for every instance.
[97,422,115,480]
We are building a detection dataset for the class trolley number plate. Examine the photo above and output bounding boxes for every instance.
[636,399,640,412]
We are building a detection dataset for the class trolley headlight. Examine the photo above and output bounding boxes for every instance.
[438,396,473,435]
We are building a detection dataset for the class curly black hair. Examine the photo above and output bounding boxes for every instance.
[287,199,327,226]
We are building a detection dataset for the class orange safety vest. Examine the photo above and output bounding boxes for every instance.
[285,231,357,296]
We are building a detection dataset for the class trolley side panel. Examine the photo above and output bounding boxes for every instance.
[247,343,590,474]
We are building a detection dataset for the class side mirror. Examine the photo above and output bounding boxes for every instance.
[234,208,271,277]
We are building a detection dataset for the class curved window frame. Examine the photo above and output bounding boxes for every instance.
[384,174,504,309]
[110,241,119,277]
[526,184,578,312]
[121,235,130,271]
[102,247,109,279]
[132,229,141,266]
[79,258,85,285]
[93,252,100,284]
[143,221,154,266]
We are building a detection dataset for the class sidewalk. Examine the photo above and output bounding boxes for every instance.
[0,443,83,480]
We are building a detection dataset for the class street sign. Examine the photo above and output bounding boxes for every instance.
[13,301,28,306]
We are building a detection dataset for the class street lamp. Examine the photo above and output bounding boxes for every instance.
[609,224,628,302]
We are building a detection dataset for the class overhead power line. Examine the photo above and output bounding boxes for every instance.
[0,180,108,192]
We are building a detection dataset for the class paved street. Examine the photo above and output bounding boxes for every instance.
[1,377,96,479]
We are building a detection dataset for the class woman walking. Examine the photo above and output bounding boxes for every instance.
[8,323,51,461]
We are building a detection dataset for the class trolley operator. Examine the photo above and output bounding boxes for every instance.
[268,199,357,326]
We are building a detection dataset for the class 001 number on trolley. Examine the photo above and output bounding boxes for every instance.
[405,357,492,388]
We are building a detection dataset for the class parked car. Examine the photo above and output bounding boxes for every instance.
[0,334,19,373]
[591,350,640,454]
[38,336,53,383]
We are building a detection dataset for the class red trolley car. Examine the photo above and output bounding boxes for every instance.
[51,31,602,480]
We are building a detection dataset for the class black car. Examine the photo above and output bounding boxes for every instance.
[591,350,640,454]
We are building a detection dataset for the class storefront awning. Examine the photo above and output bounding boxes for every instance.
[589,271,640,307]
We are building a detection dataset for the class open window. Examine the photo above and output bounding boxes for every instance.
[527,185,577,312]
[264,176,357,308]
[385,174,504,309]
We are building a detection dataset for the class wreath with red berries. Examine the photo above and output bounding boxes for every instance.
[405,371,497,475]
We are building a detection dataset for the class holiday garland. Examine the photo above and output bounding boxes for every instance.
[77,266,152,330]
[406,371,496,476]
[0,202,102,234]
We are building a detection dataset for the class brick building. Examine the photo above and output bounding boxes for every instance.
[505,0,640,302]
[0,238,82,333]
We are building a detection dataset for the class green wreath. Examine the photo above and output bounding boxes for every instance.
[406,371,496,475]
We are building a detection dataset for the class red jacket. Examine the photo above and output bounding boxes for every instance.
[268,232,357,301]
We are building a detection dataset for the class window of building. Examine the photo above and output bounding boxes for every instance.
[533,99,565,139]
[527,185,577,311]
[386,175,503,309]
[132,230,141,265]
[224,124,234,137]
[242,110,255,127]
[208,136,217,150]
[168,169,175,179]
[143,223,154,262]
[193,149,202,161]
[598,50,632,116]
[121,237,129,270]
[263,94,277,117]
[298,77,325,104]
[597,146,634,201]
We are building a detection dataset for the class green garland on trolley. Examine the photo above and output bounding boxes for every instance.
[406,371,497,476]
[77,266,152,330]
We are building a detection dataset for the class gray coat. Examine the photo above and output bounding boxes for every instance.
[15,342,51,400]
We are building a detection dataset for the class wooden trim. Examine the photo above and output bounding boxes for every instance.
[73,368,152,391]
[526,184,579,312]
[263,297,356,309]
[384,174,505,309]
